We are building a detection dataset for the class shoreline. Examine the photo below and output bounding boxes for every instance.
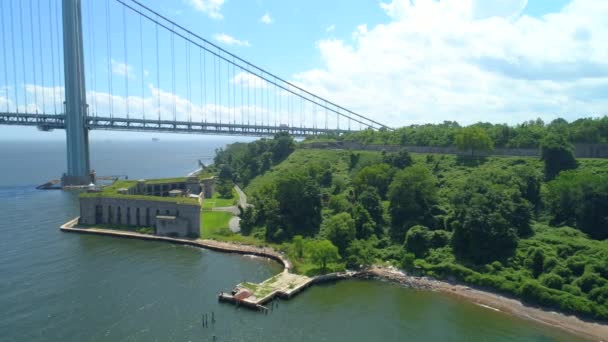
[356,266,608,342]
[60,219,607,341]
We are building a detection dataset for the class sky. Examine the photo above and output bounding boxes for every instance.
[1,0,606,141]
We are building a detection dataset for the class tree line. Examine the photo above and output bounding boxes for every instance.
[308,116,608,149]
[213,132,608,321]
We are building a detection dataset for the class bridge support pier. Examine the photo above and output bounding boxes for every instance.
[61,0,92,186]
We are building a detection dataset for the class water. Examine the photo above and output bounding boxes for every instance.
[0,139,585,341]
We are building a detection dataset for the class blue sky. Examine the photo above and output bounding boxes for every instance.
[1,0,606,140]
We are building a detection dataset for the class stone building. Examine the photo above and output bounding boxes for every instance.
[79,196,201,237]
[78,176,215,238]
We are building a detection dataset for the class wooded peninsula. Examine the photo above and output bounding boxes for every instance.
[205,116,608,323]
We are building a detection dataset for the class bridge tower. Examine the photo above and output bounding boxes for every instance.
[61,0,92,186]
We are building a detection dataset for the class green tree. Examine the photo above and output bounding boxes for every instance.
[451,179,522,263]
[238,205,256,236]
[404,225,432,258]
[273,172,322,239]
[358,186,384,228]
[525,248,545,278]
[293,235,304,258]
[540,133,577,180]
[345,239,376,268]
[352,203,376,239]
[388,165,438,242]
[383,148,413,169]
[216,179,234,199]
[271,132,295,163]
[546,170,608,239]
[353,163,393,198]
[402,253,416,272]
[454,126,494,157]
[321,212,356,253]
[309,239,340,272]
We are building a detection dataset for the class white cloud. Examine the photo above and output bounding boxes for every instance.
[213,33,251,47]
[231,71,268,89]
[294,0,608,127]
[326,24,335,33]
[260,12,273,24]
[111,59,134,79]
[186,0,224,20]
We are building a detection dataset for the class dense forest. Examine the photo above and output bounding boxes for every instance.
[211,126,608,321]
[305,116,608,149]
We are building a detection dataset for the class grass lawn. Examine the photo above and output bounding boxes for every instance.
[202,189,238,209]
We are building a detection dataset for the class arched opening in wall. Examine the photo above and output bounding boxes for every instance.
[117,207,122,225]
[108,206,114,224]
[176,210,179,217]
[165,209,170,216]
[95,205,103,224]
[126,207,131,226]
[136,208,140,226]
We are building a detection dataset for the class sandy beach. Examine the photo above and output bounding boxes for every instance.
[362,266,608,342]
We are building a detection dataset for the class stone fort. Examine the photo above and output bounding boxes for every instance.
[79,176,215,238]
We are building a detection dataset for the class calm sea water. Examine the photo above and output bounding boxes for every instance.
[0,139,584,341]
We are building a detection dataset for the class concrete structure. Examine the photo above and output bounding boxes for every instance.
[77,177,215,238]
[61,0,91,186]
[79,196,201,238]
[303,141,608,158]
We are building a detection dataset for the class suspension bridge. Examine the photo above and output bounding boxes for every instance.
[0,0,390,185]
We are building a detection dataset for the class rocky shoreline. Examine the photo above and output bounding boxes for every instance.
[60,220,607,341]
[349,266,608,342]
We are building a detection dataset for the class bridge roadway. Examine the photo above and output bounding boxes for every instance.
[0,112,353,137]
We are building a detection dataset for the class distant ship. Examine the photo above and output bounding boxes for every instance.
[152,137,160,142]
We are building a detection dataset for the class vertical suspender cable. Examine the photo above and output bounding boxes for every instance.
[18,0,27,111]
[29,0,38,113]
[217,49,221,125]
[170,26,176,121]
[246,66,250,126]
[37,0,45,113]
[123,6,129,118]
[48,0,57,114]
[55,0,63,111]
[239,66,243,127]
[186,36,191,122]
[213,51,217,123]
[203,45,207,123]
[155,15,160,121]
[139,14,144,119]
[253,72,256,126]
[199,47,203,123]
[9,0,19,113]
[232,58,236,125]
[0,0,9,113]
[106,0,114,118]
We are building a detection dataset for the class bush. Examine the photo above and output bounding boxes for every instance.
[404,225,432,258]
[574,273,607,293]
[539,273,564,290]
[525,248,545,278]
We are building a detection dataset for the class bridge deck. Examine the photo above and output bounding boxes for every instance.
[0,112,355,137]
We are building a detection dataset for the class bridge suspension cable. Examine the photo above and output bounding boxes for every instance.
[0,0,390,137]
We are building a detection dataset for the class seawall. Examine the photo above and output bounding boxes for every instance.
[60,218,291,271]
[302,141,608,158]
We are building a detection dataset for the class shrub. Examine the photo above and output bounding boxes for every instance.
[404,225,432,258]
[574,273,607,293]
[562,284,582,296]
[539,273,564,290]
